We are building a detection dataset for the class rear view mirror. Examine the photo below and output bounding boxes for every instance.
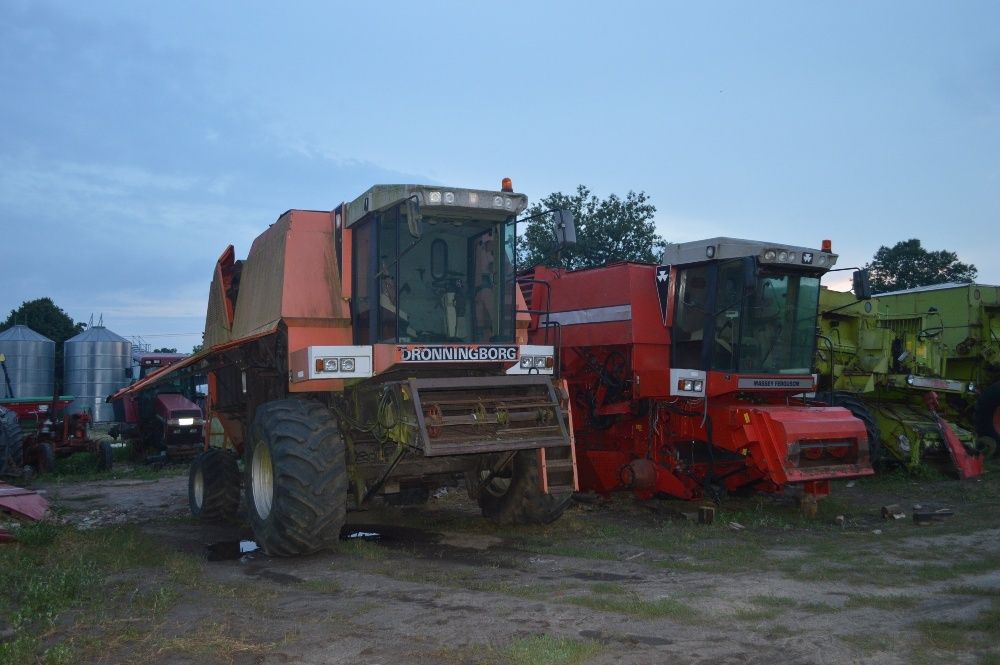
[553,209,576,247]
[406,197,423,239]
[852,270,872,300]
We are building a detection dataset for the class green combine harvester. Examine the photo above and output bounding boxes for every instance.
[816,282,999,475]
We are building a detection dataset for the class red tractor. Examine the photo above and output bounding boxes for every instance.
[0,397,112,474]
[525,237,874,503]
[110,353,205,462]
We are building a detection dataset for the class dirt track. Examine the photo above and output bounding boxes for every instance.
[36,467,1000,665]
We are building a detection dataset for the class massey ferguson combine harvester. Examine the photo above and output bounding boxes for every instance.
[112,180,577,556]
[524,238,874,503]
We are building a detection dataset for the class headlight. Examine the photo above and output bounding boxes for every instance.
[323,358,338,372]
[520,356,533,369]
[340,358,356,372]
[533,356,548,368]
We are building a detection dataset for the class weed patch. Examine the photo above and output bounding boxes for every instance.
[567,592,698,621]
[496,634,602,665]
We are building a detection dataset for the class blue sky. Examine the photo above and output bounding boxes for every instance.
[2,1,998,352]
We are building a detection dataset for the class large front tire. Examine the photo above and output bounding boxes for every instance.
[974,382,1000,457]
[189,448,240,521]
[0,407,24,476]
[469,450,571,525]
[97,441,114,471]
[245,400,346,556]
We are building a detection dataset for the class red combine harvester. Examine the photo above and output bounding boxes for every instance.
[111,353,204,462]
[525,237,874,503]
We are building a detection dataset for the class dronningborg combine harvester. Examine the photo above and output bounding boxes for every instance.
[524,238,875,502]
[112,180,579,556]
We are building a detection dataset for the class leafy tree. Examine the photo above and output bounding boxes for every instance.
[191,343,204,355]
[1,298,86,395]
[153,347,178,353]
[518,185,665,270]
[864,239,977,294]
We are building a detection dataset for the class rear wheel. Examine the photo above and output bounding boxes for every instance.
[36,442,55,474]
[974,382,1000,457]
[468,450,571,525]
[189,448,240,521]
[0,407,24,476]
[828,392,882,467]
[96,441,114,471]
[245,400,346,556]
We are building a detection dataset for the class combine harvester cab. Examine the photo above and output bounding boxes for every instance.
[525,238,873,504]
[816,283,997,476]
[111,180,578,556]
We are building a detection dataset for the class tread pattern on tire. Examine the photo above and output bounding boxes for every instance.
[475,450,571,525]
[829,392,882,466]
[189,448,240,521]
[245,400,346,557]
[0,407,24,476]
[974,381,1000,446]
[97,441,114,472]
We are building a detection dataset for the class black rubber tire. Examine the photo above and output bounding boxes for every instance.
[470,450,571,525]
[37,442,55,474]
[974,381,1000,456]
[828,392,883,467]
[0,407,24,476]
[96,441,114,471]
[189,448,240,522]
[244,400,346,556]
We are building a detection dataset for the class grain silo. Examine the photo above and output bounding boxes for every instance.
[63,326,132,421]
[0,325,56,398]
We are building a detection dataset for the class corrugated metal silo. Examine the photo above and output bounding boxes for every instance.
[63,326,132,421]
[0,325,56,398]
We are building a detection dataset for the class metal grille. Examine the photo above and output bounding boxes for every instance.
[408,375,569,457]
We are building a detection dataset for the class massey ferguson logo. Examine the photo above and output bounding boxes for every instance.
[399,345,519,362]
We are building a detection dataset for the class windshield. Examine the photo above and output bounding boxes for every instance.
[353,202,516,344]
[672,258,822,374]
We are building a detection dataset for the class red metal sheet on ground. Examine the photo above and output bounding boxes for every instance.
[0,482,49,521]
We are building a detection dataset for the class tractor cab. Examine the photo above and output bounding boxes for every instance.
[345,184,523,346]
[662,238,837,395]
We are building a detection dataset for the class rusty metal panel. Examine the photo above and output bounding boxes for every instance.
[228,210,350,344]
[230,214,289,341]
[204,246,236,349]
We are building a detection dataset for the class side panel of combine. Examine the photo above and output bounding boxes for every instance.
[817,284,993,472]
[530,261,872,502]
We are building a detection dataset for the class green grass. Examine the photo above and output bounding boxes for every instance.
[496,634,602,665]
[0,522,203,665]
[946,585,1000,597]
[840,632,894,655]
[916,601,1000,651]
[44,453,188,483]
[567,592,697,620]
[339,539,390,561]
[302,579,342,594]
[844,593,922,610]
